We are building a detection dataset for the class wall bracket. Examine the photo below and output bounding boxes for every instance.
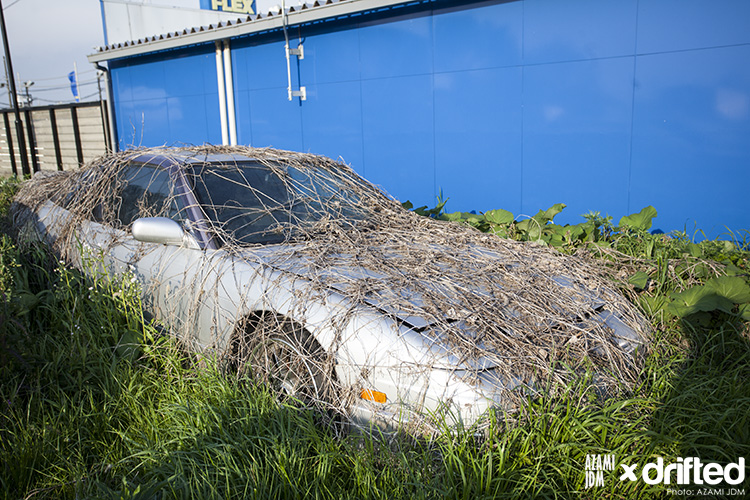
[289,87,306,100]
[287,44,304,60]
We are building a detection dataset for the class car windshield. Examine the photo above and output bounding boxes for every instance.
[186,161,368,246]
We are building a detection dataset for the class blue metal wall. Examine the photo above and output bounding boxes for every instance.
[110,46,223,147]
[109,0,750,237]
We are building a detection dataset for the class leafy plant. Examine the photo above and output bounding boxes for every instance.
[404,196,750,326]
[668,276,750,320]
[618,206,658,232]
[0,176,20,221]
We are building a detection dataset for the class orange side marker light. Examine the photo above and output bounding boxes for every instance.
[360,389,387,404]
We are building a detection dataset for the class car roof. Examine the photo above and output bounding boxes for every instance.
[130,151,259,167]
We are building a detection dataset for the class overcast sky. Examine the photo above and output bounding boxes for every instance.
[1,0,104,106]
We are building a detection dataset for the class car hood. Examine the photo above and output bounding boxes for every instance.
[238,243,437,326]
[244,243,605,321]
[237,240,613,370]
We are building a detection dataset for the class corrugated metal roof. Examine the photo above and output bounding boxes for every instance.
[88,0,418,63]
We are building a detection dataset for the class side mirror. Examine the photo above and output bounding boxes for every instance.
[132,217,186,246]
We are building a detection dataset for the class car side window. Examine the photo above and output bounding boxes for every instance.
[189,164,292,245]
[116,164,181,227]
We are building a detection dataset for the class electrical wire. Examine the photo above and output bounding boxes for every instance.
[3,93,102,105]
[21,69,96,83]
[2,0,26,10]
[26,80,98,93]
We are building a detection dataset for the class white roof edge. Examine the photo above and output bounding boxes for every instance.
[102,0,235,15]
[88,0,415,63]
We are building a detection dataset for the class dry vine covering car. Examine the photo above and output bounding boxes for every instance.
[12,146,649,432]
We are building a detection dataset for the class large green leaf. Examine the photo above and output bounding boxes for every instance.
[688,243,703,258]
[724,263,744,277]
[566,223,588,241]
[704,276,750,304]
[116,330,143,362]
[722,240,737,253]
[484,209,514,225]
[12,291,40,315]
[516,218,542,240]
[491,225,509,237]
[547,232,565,247]
[533,203,566,224]
[441,211,475,222]
[667,286,735,317]
[619,206,658,231]
[629,271,649,290]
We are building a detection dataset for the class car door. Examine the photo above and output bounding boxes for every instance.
[98,162,209,344]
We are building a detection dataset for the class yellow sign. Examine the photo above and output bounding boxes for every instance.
[211,0,255,15]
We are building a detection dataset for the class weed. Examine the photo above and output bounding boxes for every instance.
[1,190,748,499]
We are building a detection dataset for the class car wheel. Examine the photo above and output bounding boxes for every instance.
[231,314,336,406]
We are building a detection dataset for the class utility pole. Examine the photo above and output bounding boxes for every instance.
[22,79,32,106]
[0,0,30,176]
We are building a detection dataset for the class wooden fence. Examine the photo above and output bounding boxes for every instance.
[0,101,111,177]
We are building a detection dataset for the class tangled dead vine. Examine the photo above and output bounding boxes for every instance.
[12,145,651,430]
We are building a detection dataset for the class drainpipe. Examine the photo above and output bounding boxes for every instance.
[215,41,229,145]
[282,0,305,101]
[94,63,117,151]
[222,40,237,146]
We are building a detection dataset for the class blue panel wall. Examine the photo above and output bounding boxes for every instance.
[522,58,634,222]
[630,45,750,236]
[301,81,364,172]
[110,45,221,149]
[361,75,435,205]
[433,0,523,72]
[523,0,638,64]
[109,0,750,237]
[637,0,750,53]
[434,68,523,214]
[231,38,303,152]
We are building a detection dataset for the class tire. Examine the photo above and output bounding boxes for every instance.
[231,314,337,406]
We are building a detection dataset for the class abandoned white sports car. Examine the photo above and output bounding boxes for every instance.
[12,146,648,431]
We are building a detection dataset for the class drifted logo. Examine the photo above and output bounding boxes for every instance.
[619,457,745,486]
[584,455,746,492]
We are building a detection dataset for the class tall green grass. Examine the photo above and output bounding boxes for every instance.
[1,178,748,499]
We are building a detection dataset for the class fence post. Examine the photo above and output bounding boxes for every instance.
[2,111,17,176]
[49,108,63,171]
[70,105,84,167]
[23,108,39,173]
